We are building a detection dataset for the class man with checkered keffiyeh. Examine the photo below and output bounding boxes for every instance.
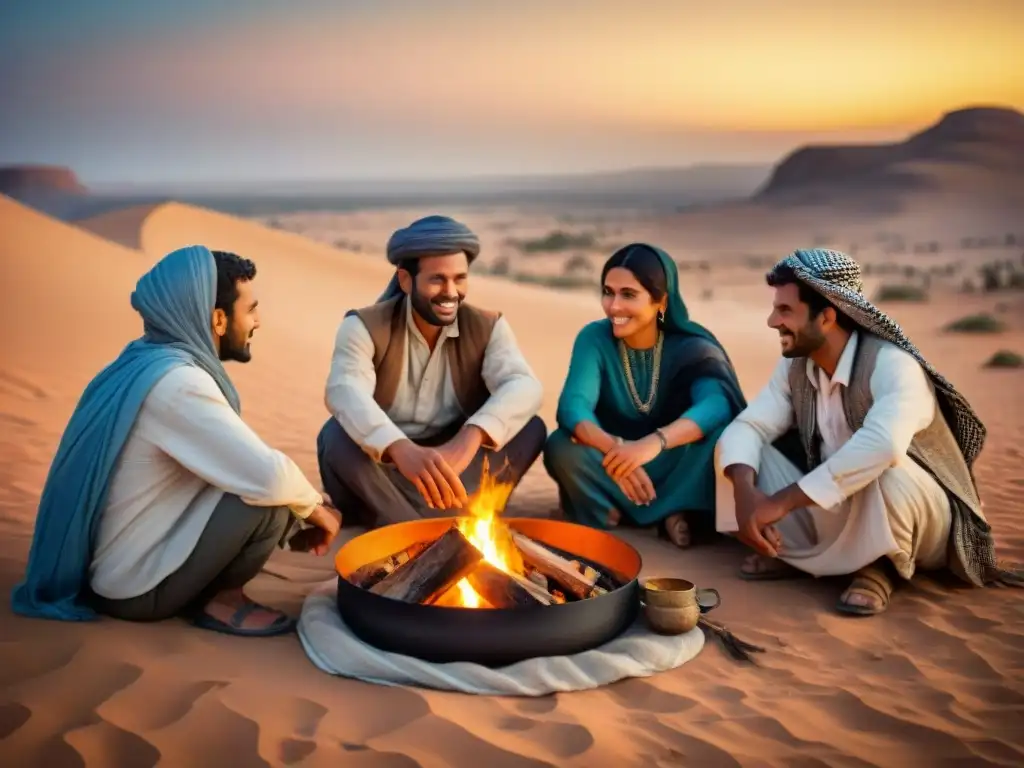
[714,249,1021,617]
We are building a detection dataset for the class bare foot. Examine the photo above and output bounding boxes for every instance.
[201,588,291,631]
[664,513,691,548]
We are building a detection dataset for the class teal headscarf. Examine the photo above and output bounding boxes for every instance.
[607,243,747,412]
[11,245,241,621]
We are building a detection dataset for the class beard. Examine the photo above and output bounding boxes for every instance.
[410,287,463,327]
[779,325,825,358]
[219,319,252,363]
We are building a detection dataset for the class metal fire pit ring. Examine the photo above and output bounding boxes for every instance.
[334,517,643,668]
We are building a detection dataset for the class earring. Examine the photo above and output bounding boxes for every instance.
[657,310,665,324]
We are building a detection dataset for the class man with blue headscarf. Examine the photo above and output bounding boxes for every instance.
[11,245,340,636]
[317,214,546,526]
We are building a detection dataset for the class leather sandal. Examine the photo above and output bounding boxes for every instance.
[837,564,894,616]
[191,600,297,637]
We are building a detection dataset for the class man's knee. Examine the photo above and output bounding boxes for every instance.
[518,415,548,456]
[317,417,365,469]
[266,505,291,540]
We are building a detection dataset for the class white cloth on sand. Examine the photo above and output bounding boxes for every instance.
[297,580,704,696]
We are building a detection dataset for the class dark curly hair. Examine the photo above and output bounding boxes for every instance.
[211,250,257,313]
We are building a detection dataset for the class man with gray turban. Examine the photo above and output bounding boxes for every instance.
[715,248,1021,616]
[317,214,546,526]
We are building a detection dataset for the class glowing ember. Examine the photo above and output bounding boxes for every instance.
[447,458,521,608]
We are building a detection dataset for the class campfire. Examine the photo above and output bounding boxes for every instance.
[346,460,622,609]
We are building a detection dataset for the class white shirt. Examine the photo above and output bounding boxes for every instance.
[325,299,544,461]
[717,331,938,511]
[89,365,323,600]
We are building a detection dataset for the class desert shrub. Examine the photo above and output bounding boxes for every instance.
[980,264,1002,292]
[1008,270,1024,290]
[489,256,511,276]
[874,284,928,302]
[945,313,1006,334]
[514,230,597,254]
[984,350,1023,368]
[563,253,592,275]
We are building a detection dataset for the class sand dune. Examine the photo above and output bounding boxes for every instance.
[2,194,1023,767]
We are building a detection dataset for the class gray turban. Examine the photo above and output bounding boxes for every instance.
[377,215,481,301]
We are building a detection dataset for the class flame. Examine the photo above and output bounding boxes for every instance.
[446,457,520,608]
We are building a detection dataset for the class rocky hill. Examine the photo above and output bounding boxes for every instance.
[0,164,87,196]
[754,106,1024,206]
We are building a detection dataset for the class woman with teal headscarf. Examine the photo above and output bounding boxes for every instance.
[543,243,746,547]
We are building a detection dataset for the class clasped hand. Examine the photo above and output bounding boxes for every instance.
[288,502,342,556]
[602,434,662,480]
[602,434,663,506]
[735,485,788,558]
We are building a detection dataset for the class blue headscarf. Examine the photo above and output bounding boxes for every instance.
[11,245,241,621]
[378,214,480,301]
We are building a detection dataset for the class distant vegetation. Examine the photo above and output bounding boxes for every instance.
[874,284,928,302]
[984,350,1023,369]
[945,313,1006,334]
[510,230,598,254]
[508,272,595,290]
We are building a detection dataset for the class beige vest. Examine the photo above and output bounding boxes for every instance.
[347,296,500,416]
[787,332,989,585]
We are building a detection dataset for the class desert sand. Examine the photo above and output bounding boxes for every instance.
[1,190,1023,768]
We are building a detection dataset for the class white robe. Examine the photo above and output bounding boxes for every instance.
[715,331,951,579]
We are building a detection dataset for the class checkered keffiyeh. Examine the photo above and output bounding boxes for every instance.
[767,248,986,468]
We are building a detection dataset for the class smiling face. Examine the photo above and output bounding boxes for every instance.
[399,252,469,327]
[601,266,666,340]
[767,282,828,358]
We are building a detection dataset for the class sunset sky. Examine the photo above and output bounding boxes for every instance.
[2,0,1022,188]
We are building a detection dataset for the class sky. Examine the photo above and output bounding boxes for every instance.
[1,0,1022,189]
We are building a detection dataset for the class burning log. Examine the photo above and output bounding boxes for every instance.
[511,532,608,600]
[370,525,483,604]
[348,540,432,589]
[467,562,551,608]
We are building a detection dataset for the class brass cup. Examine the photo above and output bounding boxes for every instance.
[639,577,721,635]
[643,603,700,635]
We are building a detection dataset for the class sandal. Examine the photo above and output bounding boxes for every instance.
[837,564,894,616]
[191,600,297,637]
[739,553,802,581]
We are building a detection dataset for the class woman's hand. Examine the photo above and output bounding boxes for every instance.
[617,466,657,506]
[602,434,663,480]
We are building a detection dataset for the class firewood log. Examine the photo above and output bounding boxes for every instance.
[511,532,605,600]
[348,540,433,589]
[466,562,550,608]
[370,525,482,604]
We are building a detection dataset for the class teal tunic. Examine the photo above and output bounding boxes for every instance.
[544,319,741,528]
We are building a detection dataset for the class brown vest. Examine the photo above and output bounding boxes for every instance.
[787,332,989,584]
[347,296,500,415]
